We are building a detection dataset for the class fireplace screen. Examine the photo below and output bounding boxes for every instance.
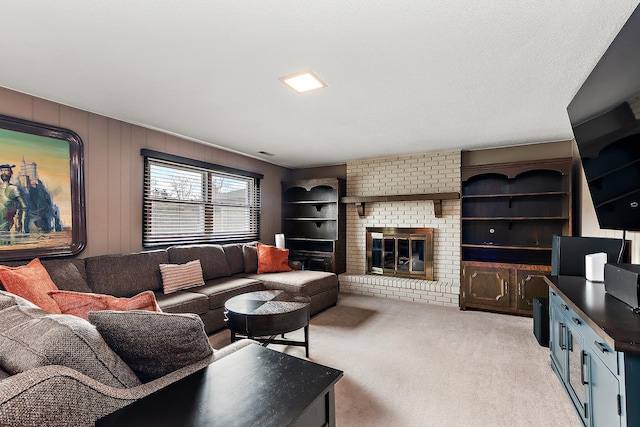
[366,227,434,280]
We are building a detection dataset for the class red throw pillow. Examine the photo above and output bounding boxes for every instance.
[257,243,293,274]
[47,290,161,320]
[0,258,61,313]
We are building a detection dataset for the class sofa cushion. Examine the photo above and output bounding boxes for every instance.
[0,305,141,388]
[154,290,209,315]
[41,259,91,293]
[159,260,205,294]
[222,243,245,275]
[0,290,41,310]
[85,250,169,297]
[47,290,161,320]
[242,242,258,273]
[189,276,263,309]
[167,245,231,280]
[0,259,61,313]
[257,243,293,274]
[88,310,213,382]
[247,270,338,297]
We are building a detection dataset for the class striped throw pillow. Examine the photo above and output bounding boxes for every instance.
[159,260,205,294]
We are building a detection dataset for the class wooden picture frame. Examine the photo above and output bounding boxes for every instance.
[0,114,86,260]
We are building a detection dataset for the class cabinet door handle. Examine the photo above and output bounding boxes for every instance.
[559,323,566,350]
[568,331,573,352]
[581,350,589,385]
[594,341,609,353]
[584,402,589,420]
[561,303,569,311]
[572,317,581,325]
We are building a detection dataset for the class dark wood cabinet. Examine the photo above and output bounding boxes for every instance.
[460,158,573,316]
[461,263,511,309]
[282,178,346,274]
[461,262,551,314]
[515,267,550,312]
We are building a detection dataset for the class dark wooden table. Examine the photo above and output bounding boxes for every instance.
[96,344,343,427]
[224,290,311,356]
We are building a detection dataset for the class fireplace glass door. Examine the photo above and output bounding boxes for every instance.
[366,228,434,280]
[371,234,383,272]
[384,238,396,270]
[412,239,425,273]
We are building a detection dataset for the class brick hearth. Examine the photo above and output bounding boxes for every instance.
[340,150,461,307]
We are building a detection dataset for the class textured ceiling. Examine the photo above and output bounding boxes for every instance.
[0,1,638,168]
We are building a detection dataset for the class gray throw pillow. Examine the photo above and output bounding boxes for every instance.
[0,290,42,310]
[88,310,213,382]
[0,305,141,388]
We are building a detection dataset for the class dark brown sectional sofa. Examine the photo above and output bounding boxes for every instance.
[0,242,339,426]
[5,242,339,334]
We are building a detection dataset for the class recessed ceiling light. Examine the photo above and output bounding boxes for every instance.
[279,70,328,94]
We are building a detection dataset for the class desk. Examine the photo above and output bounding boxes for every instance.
[97,344,343,427]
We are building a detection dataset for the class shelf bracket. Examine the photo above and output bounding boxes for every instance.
[355,202,365,217]
[433,200,442,217]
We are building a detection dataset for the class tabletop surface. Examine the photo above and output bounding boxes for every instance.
[97,344,343,427]
[545,275,640,354]
[224,290,310,316]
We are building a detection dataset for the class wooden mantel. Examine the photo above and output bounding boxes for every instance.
[339,192,460,217]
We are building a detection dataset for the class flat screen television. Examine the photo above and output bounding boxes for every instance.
[572,103,640,231]
[569,4,640,232]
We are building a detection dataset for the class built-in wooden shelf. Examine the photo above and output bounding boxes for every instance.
[283,178,346,274]
[339,192,460,217]
[460,156,573,317]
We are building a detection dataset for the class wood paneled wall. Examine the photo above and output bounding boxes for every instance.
[0,87,290,257]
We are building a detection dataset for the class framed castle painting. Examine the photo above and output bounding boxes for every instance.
[0,114,86,261]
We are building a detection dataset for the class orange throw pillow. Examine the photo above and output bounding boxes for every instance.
[257,243,293,274]
[47,290,161,320]
[0,258,61,313]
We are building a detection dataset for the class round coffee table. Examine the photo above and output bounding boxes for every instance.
[224,290,311,357]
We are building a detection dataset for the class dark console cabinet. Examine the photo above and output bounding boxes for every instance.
[547,275,640,427]
[282,178,346,274]
[460,158,573,316]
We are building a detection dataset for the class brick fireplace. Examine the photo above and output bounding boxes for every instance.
[338,150,461,307]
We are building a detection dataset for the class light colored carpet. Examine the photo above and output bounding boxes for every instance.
[209,292,582,427]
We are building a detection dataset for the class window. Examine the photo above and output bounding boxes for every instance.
[142,150,261,246]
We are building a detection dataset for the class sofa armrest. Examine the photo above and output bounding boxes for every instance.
[0,356,212,427]
[0,341,261,427]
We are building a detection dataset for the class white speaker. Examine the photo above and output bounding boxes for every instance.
[585,252,607,282]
